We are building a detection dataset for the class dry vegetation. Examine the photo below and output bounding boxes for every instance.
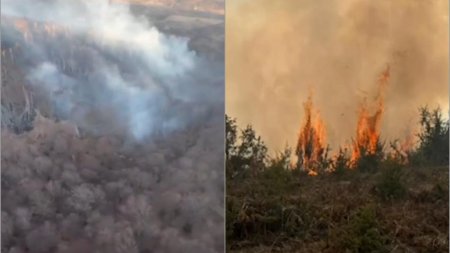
[227,167,448,252]
[2,114,224,253]
[226,107,449,253]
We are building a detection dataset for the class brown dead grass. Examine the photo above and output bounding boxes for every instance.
[227,167,449,253]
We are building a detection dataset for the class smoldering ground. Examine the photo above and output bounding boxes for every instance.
[226,0,448,153]
[1,0,224,252]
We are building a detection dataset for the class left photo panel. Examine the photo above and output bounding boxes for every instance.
[1,0,224,252]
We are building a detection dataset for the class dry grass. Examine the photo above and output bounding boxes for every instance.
[227,166,449,253]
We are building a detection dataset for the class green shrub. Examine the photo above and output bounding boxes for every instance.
[376,160,406,201]
[336,206,389,252]
[226,115,269,179]
[411,106,449,167]
[226,196,241,240]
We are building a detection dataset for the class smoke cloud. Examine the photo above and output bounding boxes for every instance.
[226,0,448,152]
[2,0,223,141]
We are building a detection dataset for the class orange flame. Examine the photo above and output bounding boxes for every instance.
[308,170,318,176]
[387,128,416,163]
[351,66,390,165]
[295,94,327,175]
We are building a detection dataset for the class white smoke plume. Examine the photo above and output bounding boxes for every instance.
[2,0,223,140]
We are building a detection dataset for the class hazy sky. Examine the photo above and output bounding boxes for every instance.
[226,0,449,153]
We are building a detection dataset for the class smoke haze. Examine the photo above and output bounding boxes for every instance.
[226,0,449,152]
[2,0,223,141]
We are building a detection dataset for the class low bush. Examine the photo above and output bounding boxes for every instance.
[333,206,389,253]
[376,160,406,201]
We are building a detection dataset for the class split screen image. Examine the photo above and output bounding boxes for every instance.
[1,0,448,252]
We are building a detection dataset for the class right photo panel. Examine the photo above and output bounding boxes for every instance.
[226,0,449,252]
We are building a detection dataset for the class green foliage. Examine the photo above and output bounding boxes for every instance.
[226,115,239,179]
[226,196,241,240]
[376,160,406,201]
[226,115,268,179]
[237,125,268,169]
[258,168,294,196]
[411,106,449,166]
[268,146,292,170]
[257,148,295,194]
[336,206,389,253]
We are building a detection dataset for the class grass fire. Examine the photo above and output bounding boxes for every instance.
[226,98,449,252]
[294,94,327,176]
[351,66,390,166]
[226,0,448,250]
[294,66,396,175]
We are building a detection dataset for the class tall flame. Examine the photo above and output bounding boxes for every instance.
[295,94,326,175]
[351,66,390,165]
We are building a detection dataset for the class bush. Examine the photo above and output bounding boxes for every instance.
[267,146,292,171]
[226,116,268,179]
[410,106,449,166]
[335,206,389,252]
[376,160,406,201]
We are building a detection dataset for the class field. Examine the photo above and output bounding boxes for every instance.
[227,166,449,252]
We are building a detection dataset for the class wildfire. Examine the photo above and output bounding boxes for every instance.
[8,17,69,42]
[291,65,420,175]
[295,94,327,175]
[388,128,416,164]
[350,66,390,165]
